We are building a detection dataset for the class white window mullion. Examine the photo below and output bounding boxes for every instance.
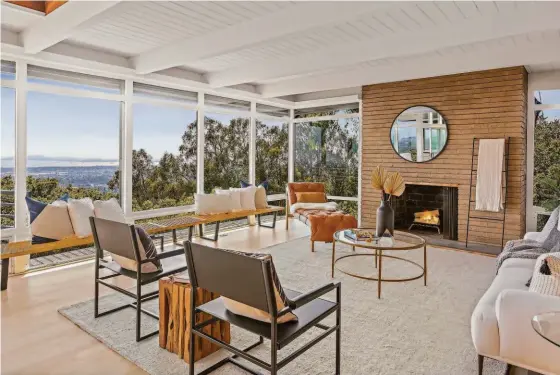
[197,92,205,194]
[122,80,133,218]
[358,98,363,227]
[288,108,295,183]
[249,102,256,185]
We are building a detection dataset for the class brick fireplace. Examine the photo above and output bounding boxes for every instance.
[360,67,527,251]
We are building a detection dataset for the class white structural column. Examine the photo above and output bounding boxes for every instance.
[14,61,28,241]
[122,80,133,217]
[288,109,295,183]
[249,102,257,185]
[196,92,205,194]
[13,61,29,272]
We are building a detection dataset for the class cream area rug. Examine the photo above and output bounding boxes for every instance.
[59,237,505,375]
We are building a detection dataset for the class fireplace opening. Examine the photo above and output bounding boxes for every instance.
[409,209,441,234]
[393,184,458,241]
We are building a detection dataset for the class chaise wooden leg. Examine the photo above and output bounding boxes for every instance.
[311,240,315,252]
[1,258,9,291]
[478,355,484,375]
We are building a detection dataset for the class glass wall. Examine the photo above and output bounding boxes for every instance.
[533,89,560,229]
[25,66,122,204]
[294,103,360,216]
[256,119,288,194]
[1,86,16,228]
[132,84,197,211]
[3,59,361,235]
[204,112,249,192]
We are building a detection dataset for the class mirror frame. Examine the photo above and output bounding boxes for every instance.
[389,105,449,163]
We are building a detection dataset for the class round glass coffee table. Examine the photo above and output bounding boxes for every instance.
[332,229,426,298]
[532,312,560,347]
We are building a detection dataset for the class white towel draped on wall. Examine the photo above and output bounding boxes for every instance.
[475,139,505,212]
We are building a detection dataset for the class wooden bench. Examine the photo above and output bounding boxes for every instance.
[0,205,284,291]
[196,205,284,241]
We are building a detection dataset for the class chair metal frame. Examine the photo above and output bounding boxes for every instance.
[183,241,342,375]
[90,217,187,342]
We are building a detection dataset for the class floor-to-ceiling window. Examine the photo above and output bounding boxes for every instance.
[132,83,197,211]
[204,95,250,193]
[1,61,16,230]
[532,88,560,230]
[256,104,289,194]
[294,103,360,215]
[26,66,123,204]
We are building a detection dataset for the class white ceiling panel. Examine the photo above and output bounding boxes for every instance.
[66,1,297,57]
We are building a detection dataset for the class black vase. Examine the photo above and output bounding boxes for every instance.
[376,199,394,237]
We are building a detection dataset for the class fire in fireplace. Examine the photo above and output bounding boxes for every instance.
[409,209,441,234]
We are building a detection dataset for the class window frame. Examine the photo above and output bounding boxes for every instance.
[526,72,560,231]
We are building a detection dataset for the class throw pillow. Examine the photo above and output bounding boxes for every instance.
[93,198,127,223]
[111,227,162,273]
[195,193,232,215]
[216,189,243,211]
[230,186,257,210]
[255,186,267,209]
[295,192,327,203]
[529,252,560,296]
[67,198,95,238]
[220,250,297,324]
[26,195,74,244]
[241,180,269,191]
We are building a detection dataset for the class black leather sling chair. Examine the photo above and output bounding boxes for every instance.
[90,217,187,342]
[183,241,342,375]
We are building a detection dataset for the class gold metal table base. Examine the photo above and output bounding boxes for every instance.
[334,253,425,282]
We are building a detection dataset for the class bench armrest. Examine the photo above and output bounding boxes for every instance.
[288,282,341,310]
[155,248,185,260]
[496,289,560,374]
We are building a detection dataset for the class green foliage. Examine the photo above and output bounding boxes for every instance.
[534,115,560,211]
[295,117,359,198]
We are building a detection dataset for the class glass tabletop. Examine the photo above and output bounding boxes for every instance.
[334,229,425,250]
[532,312,560,347]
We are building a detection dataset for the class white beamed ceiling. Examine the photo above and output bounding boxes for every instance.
[2,1,560,99]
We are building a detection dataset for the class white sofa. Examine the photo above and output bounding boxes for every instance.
[471,210,560,375]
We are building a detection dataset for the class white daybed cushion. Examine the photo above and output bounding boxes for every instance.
[254,186,267,209]
[216,189,243,211]
[93,198,127,223]
[67,198,95,238]
[30,200,75,240]
[290,201,338,214]
[195,193,232,215]
[230,186,257,210]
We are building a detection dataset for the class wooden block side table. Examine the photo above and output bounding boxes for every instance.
[159,277,231,362]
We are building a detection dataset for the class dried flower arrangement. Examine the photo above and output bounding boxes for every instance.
[371,166,406,202]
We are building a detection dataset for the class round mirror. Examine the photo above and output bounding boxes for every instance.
[390,106,448,163]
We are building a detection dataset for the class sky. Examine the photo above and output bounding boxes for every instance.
[1,87,559,168]
[1,88,242,168]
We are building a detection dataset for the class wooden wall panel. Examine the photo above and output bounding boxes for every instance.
[361,67,527,247]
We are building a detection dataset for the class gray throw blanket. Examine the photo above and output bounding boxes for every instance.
[496,207,560,271]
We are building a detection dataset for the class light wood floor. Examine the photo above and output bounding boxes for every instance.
[0,220,310,375]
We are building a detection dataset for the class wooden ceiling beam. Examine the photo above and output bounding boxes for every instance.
[6,1,66,14]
